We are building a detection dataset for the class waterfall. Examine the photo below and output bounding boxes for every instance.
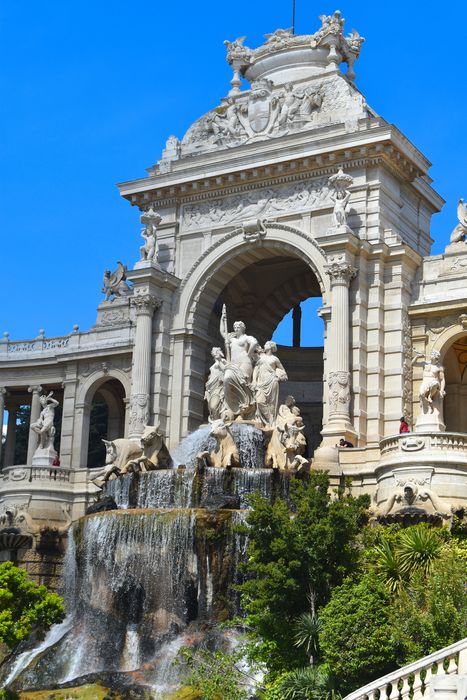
[171,425,214,467]
[5,421,299,696]
[105,473,133,508]
[136,469,195,509]
[230,423,265,468]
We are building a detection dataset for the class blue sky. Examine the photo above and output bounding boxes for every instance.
[1,0,466,343]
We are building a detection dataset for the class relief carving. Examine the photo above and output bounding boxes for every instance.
[182,178,331,231]
[327,371,351,414]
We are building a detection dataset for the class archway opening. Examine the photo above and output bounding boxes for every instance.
[87,378,126,468]
[443,336,467,433]
[200,252,325,456]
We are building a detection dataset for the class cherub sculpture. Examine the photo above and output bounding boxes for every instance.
[102,262,132,301]
[450,198,467,244]
[140,208,162,262]
[328,168,353,229]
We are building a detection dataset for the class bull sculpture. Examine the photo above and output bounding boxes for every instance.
[197,419,240,469]
[92,424,172,487]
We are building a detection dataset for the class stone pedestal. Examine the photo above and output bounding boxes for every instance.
[32,444,57,467]
[414,410,445,433]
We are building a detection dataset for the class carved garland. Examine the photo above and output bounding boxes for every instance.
[401,310,413,425]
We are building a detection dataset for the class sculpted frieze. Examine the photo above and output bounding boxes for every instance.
[182,178,331,231]
[180,74,366,157]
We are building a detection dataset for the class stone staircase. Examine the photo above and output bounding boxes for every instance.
[343,639,467,700]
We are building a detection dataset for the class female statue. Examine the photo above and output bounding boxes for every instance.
[220,306,258,419]
[205,347,226,420]
[253,341,288,426]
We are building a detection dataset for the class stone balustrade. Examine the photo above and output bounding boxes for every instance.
[380,432,467,458]
[343,638,467,700]
[0,325,134,361]
[1,465,73,484]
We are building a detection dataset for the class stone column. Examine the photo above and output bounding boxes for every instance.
[323,260,357,440]
[0,387,6,465]
[129,293,160,438]
[27,385,42,465]
[4,403,17,467]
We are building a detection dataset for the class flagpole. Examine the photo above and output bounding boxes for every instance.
[292,0,296,34]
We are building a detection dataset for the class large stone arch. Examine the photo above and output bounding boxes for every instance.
[169,223,329,445]
[72,369,130,468]
[431,317,467,433]
[174,223,329,333]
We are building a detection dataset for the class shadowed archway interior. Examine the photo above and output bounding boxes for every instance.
[87,378,126,468]
[201,253,324,455]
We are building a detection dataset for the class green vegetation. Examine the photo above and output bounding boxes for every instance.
[177,647,249,700]
[0,561,64,676]
[236,471,370,671]
[225,475,466,698]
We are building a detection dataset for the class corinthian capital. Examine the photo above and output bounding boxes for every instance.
[130,293,161,316]
[325,261,357,286]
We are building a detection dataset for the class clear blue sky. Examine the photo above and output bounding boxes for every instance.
[1,0,466,342]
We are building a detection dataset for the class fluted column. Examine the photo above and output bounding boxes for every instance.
[0,387,6,465]
[4,403,17,466]
[324,260,357,436]
[129,293,160,438]
[27,385,43,465]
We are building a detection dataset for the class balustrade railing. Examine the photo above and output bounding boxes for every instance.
[1,465,72,484]
[380,432,467,457]
[343,638,467,700]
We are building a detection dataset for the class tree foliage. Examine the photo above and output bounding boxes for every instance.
[0,561,65,650]
[178,647,249,700]
[237,471,369,671]
[271,665,335,700]
[318,525,467,695]
[319,571,397,694]
[390,544,467,662]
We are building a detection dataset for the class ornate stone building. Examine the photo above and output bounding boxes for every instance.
[1,12,466,581]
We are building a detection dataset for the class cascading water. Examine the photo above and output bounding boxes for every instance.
[4,423,295,696]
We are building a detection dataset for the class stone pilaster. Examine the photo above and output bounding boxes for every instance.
[0,387,6,465]
[27,385,43,465]
[60,371,78,468]
[322,260,357,442]
[129,293,161,438]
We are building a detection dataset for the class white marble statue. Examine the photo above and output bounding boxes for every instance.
[450,198,467,244]
[265,395,307,470]
[140,208,162,263]
[328,168,353,229]
[31,392,59,450]
[220,306,258,419]
[252,341,288,426]
[197,419,241,469]
[204,347,226,420]
[412,349,446,431]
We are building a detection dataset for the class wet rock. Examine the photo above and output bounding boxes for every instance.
[203,493,241,510]
[86,496,118,515]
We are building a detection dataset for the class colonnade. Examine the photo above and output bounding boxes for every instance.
[0,385,45,467]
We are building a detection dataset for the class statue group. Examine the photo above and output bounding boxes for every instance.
[203,306,308,471]
[205,305,288,426]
